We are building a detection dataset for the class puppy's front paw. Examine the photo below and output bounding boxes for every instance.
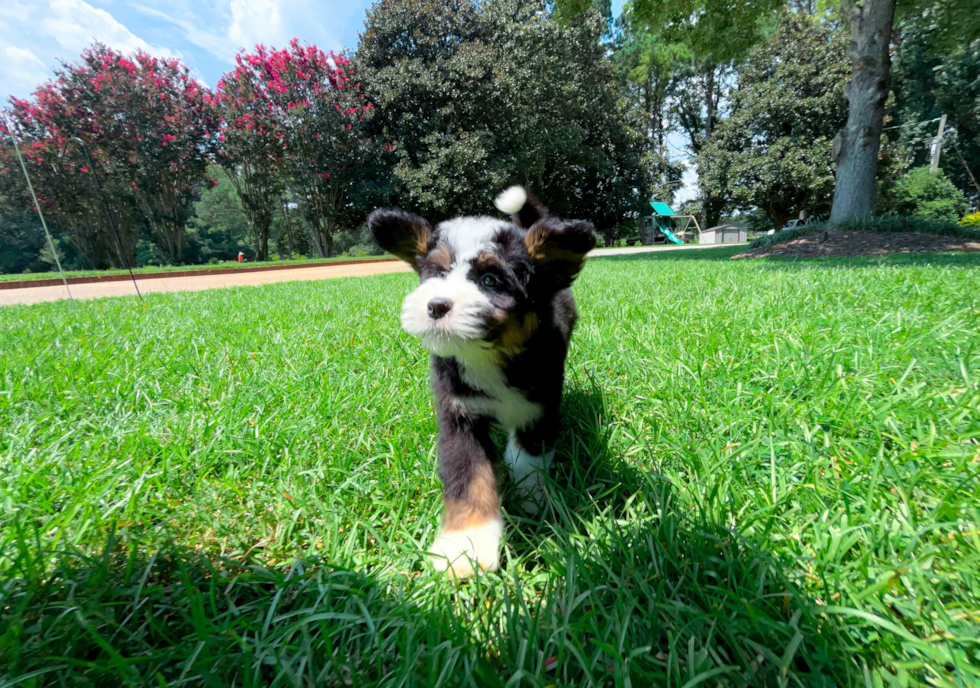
[429,517,503,579]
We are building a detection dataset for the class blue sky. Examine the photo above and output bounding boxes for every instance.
[0,0,695,202]
[0,0,376,99]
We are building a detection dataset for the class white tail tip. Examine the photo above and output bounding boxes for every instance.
[494,186,527,215]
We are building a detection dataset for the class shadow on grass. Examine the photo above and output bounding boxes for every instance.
[0,531,507,686]
[1,384,858,686]
[594,244,980,269]
[495,380,861,686]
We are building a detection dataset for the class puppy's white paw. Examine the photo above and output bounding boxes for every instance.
[504,437,554,514]
[429,517,502,578]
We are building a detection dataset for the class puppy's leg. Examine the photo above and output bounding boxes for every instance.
[506,418,558,515]
[429,413,502,578]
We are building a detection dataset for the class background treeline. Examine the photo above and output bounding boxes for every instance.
[2,0,978,275]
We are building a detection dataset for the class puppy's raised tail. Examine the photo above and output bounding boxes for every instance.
[494,185,547,229]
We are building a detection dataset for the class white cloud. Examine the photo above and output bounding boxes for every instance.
[227,0,285,50]
[0,42,50,97]
[1,0,362,101]
[41,0,178,57]
[130,3,237,63]
[0,0,179,100]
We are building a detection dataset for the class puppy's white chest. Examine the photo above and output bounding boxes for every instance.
[455,358,542,430]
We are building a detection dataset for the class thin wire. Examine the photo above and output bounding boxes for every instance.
[4,116,75,305]
[61,137,142,301]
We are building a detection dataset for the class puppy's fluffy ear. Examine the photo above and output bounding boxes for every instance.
[368,209,433,273]
[524,217,597,290]
[495,185,547,229]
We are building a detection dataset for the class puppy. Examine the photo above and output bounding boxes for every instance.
[368,187,596,578]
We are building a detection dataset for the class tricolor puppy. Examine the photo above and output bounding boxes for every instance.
[368,187,596,578]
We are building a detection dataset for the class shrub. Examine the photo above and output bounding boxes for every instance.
[747,215,980,249]
[835,215,979,238]
[960,212,980,227]
[892,166,968,222]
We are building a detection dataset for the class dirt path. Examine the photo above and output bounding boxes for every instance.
[1,243,740,306]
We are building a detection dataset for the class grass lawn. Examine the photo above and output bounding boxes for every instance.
[1,246,978,686]
[0,254,392,282]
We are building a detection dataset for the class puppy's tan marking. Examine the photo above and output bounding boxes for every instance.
[498,312,539,350]
[443,462,499,532]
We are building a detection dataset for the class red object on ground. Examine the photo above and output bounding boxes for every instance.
[238,252,245,262]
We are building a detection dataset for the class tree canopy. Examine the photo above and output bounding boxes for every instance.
[699,15,850,228]
[357,0,651,238]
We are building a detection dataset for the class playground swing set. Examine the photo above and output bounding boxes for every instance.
[636,202,702,245]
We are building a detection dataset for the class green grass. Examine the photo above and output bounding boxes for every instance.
[0,254,392,282]
[1,246,978,686]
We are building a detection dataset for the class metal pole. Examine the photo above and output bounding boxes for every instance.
[4,116,75,305]
[930,114,947,172]
[61,137,142,301]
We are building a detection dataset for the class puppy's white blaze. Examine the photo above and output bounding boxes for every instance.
[504,434,554,515]
[429,516,503,578]
[494,186,527,215]
[401,263,494,356]
[437,216,508,257]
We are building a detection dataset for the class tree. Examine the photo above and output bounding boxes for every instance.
[699,15,850,229]
[2,105,142,269]
[605,0,785,226]
[212,53,286,261]
[828,0,980,225]
[889,17,980,201]
[892,166,968,221]
[827,0,896,225]
[612,8,687,203]
[186,166,251,261]
[358,0,650,241]
[4,44,219,265]
[0,206,49,275]
[237,41,379,258]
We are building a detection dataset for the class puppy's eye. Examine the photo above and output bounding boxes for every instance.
[438,270,448,278]
[481,274,500,288]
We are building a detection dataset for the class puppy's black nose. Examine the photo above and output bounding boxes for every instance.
[427,298,452,320]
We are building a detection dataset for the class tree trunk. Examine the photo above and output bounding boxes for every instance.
[253,216,270,261]
[281,200,295,254]
[325,217,335,257]
[700,65,722,228]
[768,205,790,231]
[704,68,715,139]
[829,0,895,226]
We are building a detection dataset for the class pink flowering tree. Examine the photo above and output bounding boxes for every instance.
[4,43,218,265]
[2,94,143,268]
[211,53,286,261]
[239,41,379,257]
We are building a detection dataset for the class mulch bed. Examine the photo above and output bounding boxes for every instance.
[733,229,980,259]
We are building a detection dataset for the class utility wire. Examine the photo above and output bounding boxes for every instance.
[61,137,143,301]
[4,116,75,306]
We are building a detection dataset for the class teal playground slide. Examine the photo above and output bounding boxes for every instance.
[660,227,684,245]
[651,201,684,245]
